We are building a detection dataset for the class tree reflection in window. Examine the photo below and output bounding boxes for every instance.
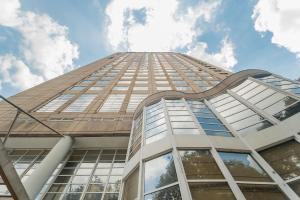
[144,185,182,200]
[219,152,272,182]
[144,153,178,193]
[179,150,224,180]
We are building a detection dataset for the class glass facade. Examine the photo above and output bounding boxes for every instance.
[42,149,126,200]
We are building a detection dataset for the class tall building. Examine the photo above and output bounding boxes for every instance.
[0,52,299,200]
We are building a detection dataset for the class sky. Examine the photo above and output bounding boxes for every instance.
[0,0,300,97]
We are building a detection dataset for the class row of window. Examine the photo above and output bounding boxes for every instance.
[124,139,300,199]
[130,82,300,152]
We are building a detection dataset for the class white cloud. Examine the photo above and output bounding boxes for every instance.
[252,0,300,57]
[0,0,79,91]
[0,54,44,90]
[105,0,237,69]
[187,38,237,70]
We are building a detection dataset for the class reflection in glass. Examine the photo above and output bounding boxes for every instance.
[288,179,300,196]
[189,182,235,200]
[144,153,178,193]
[238,184,288,200]
[219,152,271,182]
[179,150,224,179]
[144,185,182,200]
[259,140,300,180]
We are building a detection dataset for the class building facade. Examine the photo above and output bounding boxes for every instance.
[0,52,299,200]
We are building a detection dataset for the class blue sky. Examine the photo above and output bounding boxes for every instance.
[0,0,300,97]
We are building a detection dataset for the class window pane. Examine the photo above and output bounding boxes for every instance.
[179,150,223,179]
[99,94,125,112]
[37,94,74,112]
[189,182,235,200]
[219,152,272,182]
[238,184,288,200]
[259,140,300,180]
[144,185,181,200]
[144,153,178,193]
[64,94,97,112]
[288,179,300,196]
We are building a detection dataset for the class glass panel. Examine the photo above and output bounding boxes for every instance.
[288,179,300,196]
[259,140,300,180]
[238,184,288,200]
[144,153,178,193]
[144,185,181,200]
[189,182,235,200]
[64,94,97,112]
[273,102,300,121]
[99,94,125,112]
[37,94,74,112]
[179,150,224,179]
[219,152,272,182]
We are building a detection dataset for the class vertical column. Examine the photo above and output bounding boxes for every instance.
[23,136,73,199]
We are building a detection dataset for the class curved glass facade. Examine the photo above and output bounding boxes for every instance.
[123,74,300,200]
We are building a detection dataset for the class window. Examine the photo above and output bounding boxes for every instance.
[37,94,74,112]
[238,184,288,200]
[189,183,235,200]
[166,99,199,135]
[257,75,300,96]
[157,86,172,91]
[179,150,223,179]
[89,86,104,91]
[126,94,148,112]
[123,168,139,200]
[133,86,148,91]
[210,93,272,134]
[188,101,232,137]
[144,101,167,144]
[231,79,300,121]
[113,86,129,91]
[43,149,126,200]
[99,94,125,112]
[144,153,180,199]
[259,140,300,181]
[219,152,271,182]
[64,94,97,112]
[144,185,181,200]
[129,114,143,159]
[70,86,86,91]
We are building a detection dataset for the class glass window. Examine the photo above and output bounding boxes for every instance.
[99,94,125,112]
[123,168,139,200]
[210,93,273,134]
[145,101,167,144]
[259,140,300,180]
[113,86,129,91]
[144,153,178,193]
[188,100,232,137]
[189,183,235,200]
[144,185,181,200]
[238,184,288,200]
[179,150,223,179]
[37,94,74,112]
[288,179,300,196]
[126,94,148,112]
[44,149,125,200]
[64,94,97,112]
[219,152,272,182]
[70,86,86,91]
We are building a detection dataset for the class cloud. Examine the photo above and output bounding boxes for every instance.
[187,38,237,70]
[252,0,300,57]
[0,0,79,91]
[0,54,44,90]
[105,0,237,69]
